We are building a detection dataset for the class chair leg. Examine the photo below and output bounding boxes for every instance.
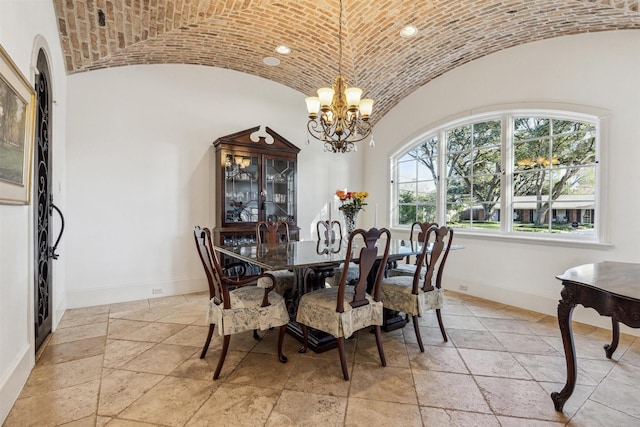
[373,325,386,367]
[298,324,308,353]
[413,315,425,352]
[436,308,448,342]
[200,324,215,359]
[253,329,260,340]
[338,337,349,380]
[213,334,231,380]
[277,324,288,363]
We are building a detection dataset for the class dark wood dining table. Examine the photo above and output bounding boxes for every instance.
[214,237,426,352]
[551,261,640,411]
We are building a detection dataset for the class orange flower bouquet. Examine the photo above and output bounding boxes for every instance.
[335,190,368,233]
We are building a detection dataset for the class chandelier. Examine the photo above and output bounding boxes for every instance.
[305,0,374,153]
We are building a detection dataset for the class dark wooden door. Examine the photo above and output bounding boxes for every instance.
[34,49,52,352]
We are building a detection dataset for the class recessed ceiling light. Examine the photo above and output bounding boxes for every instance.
[263,56,280,66]
[400,25,418,38]
[275,45,291,55]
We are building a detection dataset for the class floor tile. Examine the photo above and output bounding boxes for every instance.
[4,380,100,426]
[37,336,106,365]
[458,348,532,379]
[19,355,104,398]
[420,407,501,426]
[117,376,214,426]
[412,370,491,413]
[475,376,568,422]
[408,345,469,374]
[266,389,347,426]
[120,343,199,375]
[185,384,280,426]
[349,364,417,404]
[345,397,421,426]
[284,357,351,397]
[97,369,165,416]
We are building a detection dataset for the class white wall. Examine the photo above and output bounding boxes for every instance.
[64,64,364,307]
[367,29,640,333]
[0,0,68,424]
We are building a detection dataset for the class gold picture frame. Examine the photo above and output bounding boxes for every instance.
[0,44,35,205]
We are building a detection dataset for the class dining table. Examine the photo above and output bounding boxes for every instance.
[214,237,427,352]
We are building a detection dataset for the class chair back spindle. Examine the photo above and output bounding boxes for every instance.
[336,227,391,311]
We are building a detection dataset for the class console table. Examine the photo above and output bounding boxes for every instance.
[551,261,640,412]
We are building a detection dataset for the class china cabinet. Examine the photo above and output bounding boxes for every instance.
[212,126,300,249]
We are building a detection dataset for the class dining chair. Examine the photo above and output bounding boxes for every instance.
[316,219,342,242]
[387,221,437,278]
[193,226,289,379]
[318,220,359,287]
[296,227,392,380]
[380,225,453,352]
[255,220,296,296]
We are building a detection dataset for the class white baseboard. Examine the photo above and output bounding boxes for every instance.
[446,277,640,337]
[0,343,34,425]
[66,277,207,308]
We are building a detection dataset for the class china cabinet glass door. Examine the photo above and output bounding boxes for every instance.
[264,156,296,223]
[223,153,259,224]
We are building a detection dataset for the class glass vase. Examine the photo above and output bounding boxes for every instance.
[343,211,359,235]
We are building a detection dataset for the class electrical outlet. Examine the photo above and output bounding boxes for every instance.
[459,285,468,291]
[152,287,163,295]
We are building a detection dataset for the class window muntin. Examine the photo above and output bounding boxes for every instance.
[397,137,438,225]
[393,112,599,240]
[446,120,502,230]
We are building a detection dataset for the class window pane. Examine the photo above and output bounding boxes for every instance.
[417,180,437,201]
[514,139,551,171]
[473,147,501,175]
[398,160,416,183]
[473,121,501,148]
[446,177,471,203]
[417,160,436,181]
[417,204,437,223]
[398,205,416,225]
[398,183,416,201]
[514,117,550,141]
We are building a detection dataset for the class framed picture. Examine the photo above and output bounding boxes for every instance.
[0,44,35,205]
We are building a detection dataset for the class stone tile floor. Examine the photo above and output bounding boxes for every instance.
[5,290,640,426]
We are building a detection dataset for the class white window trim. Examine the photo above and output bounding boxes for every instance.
[389,103,611,246]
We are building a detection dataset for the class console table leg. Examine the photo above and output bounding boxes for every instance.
[551,286,577,412]
[604,318,620,359]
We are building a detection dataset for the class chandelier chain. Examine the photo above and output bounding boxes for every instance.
[338,0,343,78]
[304,0,373,153]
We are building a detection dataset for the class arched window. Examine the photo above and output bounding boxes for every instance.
[392,110,600,241]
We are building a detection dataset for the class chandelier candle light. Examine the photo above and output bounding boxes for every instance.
[305,0,374,153]
[336,189,368,234]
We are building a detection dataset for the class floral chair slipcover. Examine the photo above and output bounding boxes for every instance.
[194,226,288,379]
[296,227,391,380]
[380,225,453,352]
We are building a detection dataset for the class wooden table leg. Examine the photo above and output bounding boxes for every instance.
[604,318,620,359]
[551,284,578,412]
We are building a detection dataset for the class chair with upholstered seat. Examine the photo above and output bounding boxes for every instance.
[255,220,296,296]
[318,220,360,287]
[387,221,437,278]
[193,226,288,379]
[380,225,453,352]
[296,227,392,380]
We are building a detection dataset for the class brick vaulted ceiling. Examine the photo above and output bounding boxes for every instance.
[53,0,640,122]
